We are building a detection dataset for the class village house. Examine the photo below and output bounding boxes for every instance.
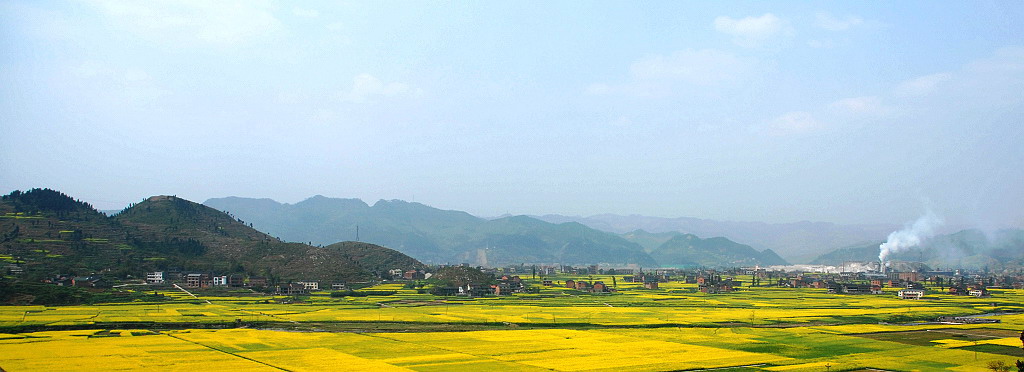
[968,287,990,297]
[49,274,73,286]
[185,273,204,288]
[898,289,925,300]
[592,281,608,293]
[948,285,969,296]
[277,283,307,295]
[542,279,553,286]
[296,281,319,291]
[458,284,490,297]
[213,275,229,286]
[146,271,164,284]
[565,279,576,289]
[827,283,876,295]
[72,276,109,288]
[644,281,659,290]
[246,277,268,288]
[489,283,510,295]
[894,272,922,282]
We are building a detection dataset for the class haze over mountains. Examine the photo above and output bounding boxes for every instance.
[204,196,788,268]
[5,189,1020,275]
[810,229,1024,270]
[533,214,898,263]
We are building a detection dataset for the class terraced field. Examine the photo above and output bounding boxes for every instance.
[1,278,1022,371]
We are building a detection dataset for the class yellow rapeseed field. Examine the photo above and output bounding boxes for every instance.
[1,280,1022,371]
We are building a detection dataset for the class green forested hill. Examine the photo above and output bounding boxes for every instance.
[647,233,789,268]
[205,196,657,266]
[0,189,422,283]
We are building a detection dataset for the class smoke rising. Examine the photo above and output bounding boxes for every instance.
[878,211,943,263]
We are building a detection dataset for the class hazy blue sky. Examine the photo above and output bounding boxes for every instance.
[2,1,1022,227]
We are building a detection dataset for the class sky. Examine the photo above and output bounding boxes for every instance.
[1,1,1023,227]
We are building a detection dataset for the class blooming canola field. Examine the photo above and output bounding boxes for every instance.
[1,277,1023,371]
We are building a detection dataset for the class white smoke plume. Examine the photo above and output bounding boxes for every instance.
[878,210,943,263]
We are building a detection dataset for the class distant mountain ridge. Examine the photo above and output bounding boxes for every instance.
[621,229,787,268]
[205,196,657,267]
[532,213,897,263]
[204,196,793,268]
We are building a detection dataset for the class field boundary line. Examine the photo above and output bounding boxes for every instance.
[165,333,293,371]
[173,284,212,304]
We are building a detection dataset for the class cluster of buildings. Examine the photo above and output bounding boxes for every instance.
[144,271,351,295]
[130,263,1024,300]
[432,274,527,297]
[46,274,110,288]
[748,268,1008,299]
[560,279,612,293]
[145,271,253,288]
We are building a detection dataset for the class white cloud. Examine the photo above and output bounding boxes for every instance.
[325,22,344,31]
[276,91,302,105]
[893,73,952,97]
[310,108,338,123]
[584,83,613,95]
[629,49,748,85]
[586,49,750,97]
[714,13,790,48]
[292,7,320,18]
[815,12,863,31]
[610,116,632,127]
[65,61,170,107]
[807,39,834,49]
[341,74,416,103]
[964,46,1024,74]
[87,0,283,46]
[830,96,890,116]
[768,111,821,134]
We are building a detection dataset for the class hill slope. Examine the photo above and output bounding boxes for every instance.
[0,189,422,283]
[205,196,656,266]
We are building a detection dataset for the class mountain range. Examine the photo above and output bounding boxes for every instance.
[621,230,788,267]
[810,228,1024,270]
[532,214,898,263]
[0,189,422,283]
[204,196,786,268]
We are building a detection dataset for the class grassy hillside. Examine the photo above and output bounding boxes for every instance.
[0,189,422,283]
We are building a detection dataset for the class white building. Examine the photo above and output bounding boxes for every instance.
[296,281,319,291]
[213,275,228,286]
[898,289,925,300]
[146,272,164,284]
